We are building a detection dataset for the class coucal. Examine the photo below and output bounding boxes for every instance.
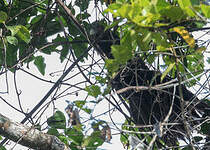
[90,21,209,146]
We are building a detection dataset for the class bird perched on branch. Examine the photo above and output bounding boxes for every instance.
[89,21,209,147]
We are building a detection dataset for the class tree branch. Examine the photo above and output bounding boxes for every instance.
[0,113,69,150]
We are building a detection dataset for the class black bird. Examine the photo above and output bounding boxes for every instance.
[89,21,209,147]
[89,21,119,59]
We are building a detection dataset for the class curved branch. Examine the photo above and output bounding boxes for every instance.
[0,113,69,150]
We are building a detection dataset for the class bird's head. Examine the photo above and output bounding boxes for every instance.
[89,20,119,59]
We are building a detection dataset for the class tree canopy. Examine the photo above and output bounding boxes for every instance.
[0,0,210,149]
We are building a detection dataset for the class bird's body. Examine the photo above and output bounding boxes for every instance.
[90,21,209,146]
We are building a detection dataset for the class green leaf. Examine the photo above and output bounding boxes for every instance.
[6,26,29,43]
[72,36,88,62]
[65,127,84,145]
[6,36,18,45]
[46,21,62,37]
[52,34,69,62]
[178,0,195,16]
[0,146,6,150]
[82,131,104,150]
[74,100,92,114]
[193,136,203,142]
[47,128,60,137]
[153,32,169,51]
[6,25,22,36]
[161,63,175,82]
[111,44,132,64]
[16,25,30,44]
[95,76,107,85]
[111,30,133,65]
[30,15,43,25]
[85,85,101,98]
[195,46,206,54]
[155,0,171,13]
[34,56,46,75]
[0,11,7,23]
[60,45,69,63]
[74,100,86,108]
[75,0,89,11]
[160,6,185,22]
[105,59,120,74]
[47,111,66,129]
[58,135,68,145]
[120,121,130,145]
[6,44,18,68]
[201,4,210,18]
[82,108,92,114]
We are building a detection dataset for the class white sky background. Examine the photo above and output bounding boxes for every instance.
[0,0,210,150]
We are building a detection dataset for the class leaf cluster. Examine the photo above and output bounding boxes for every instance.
[104,0,209,85]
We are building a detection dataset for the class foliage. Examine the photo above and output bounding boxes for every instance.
[0,0,209,149]
[46,110,110,150]
[105,0,209,82]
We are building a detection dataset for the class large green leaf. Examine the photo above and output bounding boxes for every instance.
[34,56,46,75]
[47,111,66,129]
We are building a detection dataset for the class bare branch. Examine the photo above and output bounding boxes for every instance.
[0,113,69,150]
